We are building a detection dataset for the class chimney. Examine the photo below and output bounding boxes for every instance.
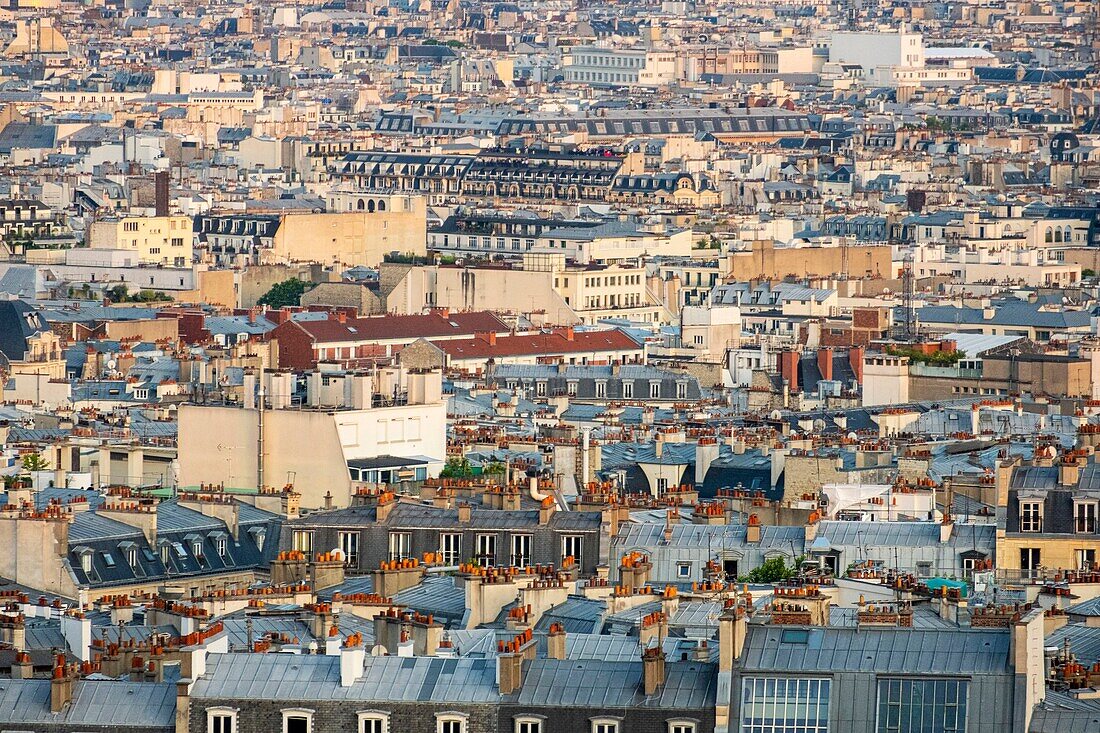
[497,645,527,695]
[563,327,575,342]
[1059,454,1081,487]
[746,514,762,544]
[546,623,566,660]
[538,496,556,525]
[50,656,73,713]
[780,350,799,393]
[12,651,33,679]
[477,331,497,346]
[848,346,865,384]
[0,613,26,651]
[695,438,719,485]
[642,646,666,695]
[718,606,747,672]
[619,552,651,593]
[154,170,169,217]
[804,511,821,544]
[939,513,954,543]
[458,502,472,523]
[335,310,347,324]
[817,348,834,383]
[340,634,366,687]
[310,551,347,590]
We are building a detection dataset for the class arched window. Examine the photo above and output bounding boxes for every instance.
[357,198,365,210]
[377,199,386,212]
[1055,229,1063,243]
[1065,227,1073,242]
[367,200,376,213]
[1046,227,1054,243]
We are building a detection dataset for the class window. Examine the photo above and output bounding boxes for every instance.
[215,537,228,558]
[476,533,496,566]
[741,677,831,733]
[389,532,411,561]
[511,534,531,567]
[1076,549,1096,570]
[160,544,171,567]
[650,382,661,398]
[1020,501,1042,532]
[676,382,688,399]
[282,709,313,733]
[877,679,967,733]
[677,562,691,579]
[1075,502,1097,534]
[623,382,633,398]
[192,540,204,559]
[596,381,607,398]
[439,533,462,565]
[437,713,468,733]
[358,711,389,733]
[515,717,544,733]
[669,723,697,733]
[126,546,138,568]
[592,719,620,733]
[207,708,238,733]
[1020,548,1041,572]
[340,531,360,567]
[536,381,547,397]
[292,530,313,554]
[562,535,584,566]
[101,551,116,568]
[80,552,92,573]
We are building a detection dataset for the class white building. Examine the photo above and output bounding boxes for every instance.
[564,46,677,87]
[828,29,925,81]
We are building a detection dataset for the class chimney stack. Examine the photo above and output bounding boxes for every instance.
[642,646,666,695]
[50,656,73,713]
[547,623,566,660]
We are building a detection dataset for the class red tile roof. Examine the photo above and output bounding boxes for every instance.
[432,328,641,360]
[292,311,510,343]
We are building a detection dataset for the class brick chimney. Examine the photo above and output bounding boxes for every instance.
[817,348,834,382]
[619,552,651,593]
[848,346,865,384]
[50,656,73,712]
[779,350,799,393]
[476,331,497,346]
[546,623,566,660]
[746,513,762,544]
[12,650,34,678]
[642,645,666,695]
[310,551,347,591]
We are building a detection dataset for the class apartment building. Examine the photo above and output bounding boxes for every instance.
[86,215,193,266]
[563,46,677,87]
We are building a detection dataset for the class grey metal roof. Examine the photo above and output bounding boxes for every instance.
[0,679,176,727]
[193,653,501,703]
[69,512,144,543]
[533,596,607,634]
[512,658,715,709]
[1046,624,1100,667]
[1030,691,1100,733]
[392,575,468,623]
[739,626,1012,676]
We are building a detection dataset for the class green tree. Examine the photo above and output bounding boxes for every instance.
[21,452,50,473]
[258,279,312,308]
[743,556,798,584]
[106,284,129,302]
[1084,269,1095,278]
[440,457,473,478]
[483,461,506,475]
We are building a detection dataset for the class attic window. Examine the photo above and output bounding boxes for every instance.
[780,629,809,644]
[101,551,116,568]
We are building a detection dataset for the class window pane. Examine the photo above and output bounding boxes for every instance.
[875,679,968,733]
[740,677,830,733]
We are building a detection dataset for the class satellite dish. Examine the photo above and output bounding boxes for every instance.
[813,419,826,431]
[847,432,858,441]
[106,359,117,370]
[370,645,387,657]
[770,410,782,421]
